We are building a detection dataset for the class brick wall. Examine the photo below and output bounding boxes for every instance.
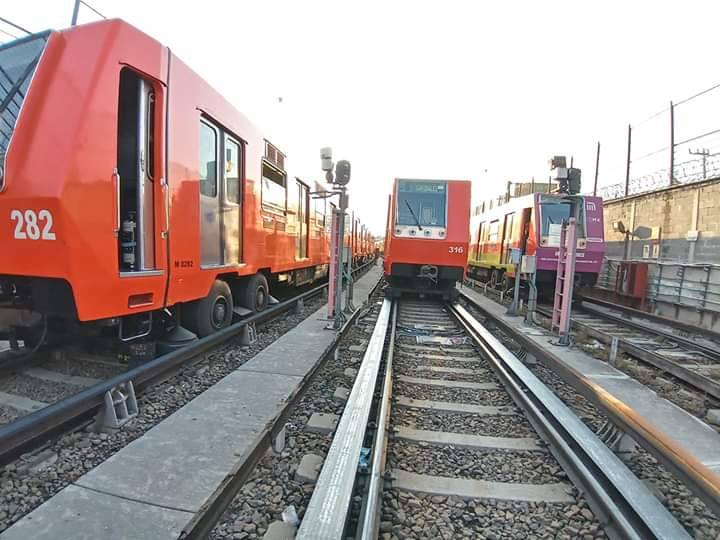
[603,178,720,264]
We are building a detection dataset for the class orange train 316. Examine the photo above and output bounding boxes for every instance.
[383,178,471,299]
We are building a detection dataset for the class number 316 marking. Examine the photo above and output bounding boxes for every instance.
[11,209,56,240]
[448,246,464,254]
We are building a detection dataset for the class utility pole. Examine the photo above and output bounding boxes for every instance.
[71,0,81,25]
[689,148,710,180]
[669,101,675,184]
[625,124,632,197]
[593,142,600,196]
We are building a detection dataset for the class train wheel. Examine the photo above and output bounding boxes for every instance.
[239,273,269,312]
[184,280,234,338]
[490,269,501,289]
[500,274,511,292]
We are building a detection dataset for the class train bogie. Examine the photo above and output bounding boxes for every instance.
[384,179,471,298]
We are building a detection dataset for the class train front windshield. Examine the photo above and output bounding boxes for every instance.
[540,198,585,237]
[396,180,447,227]
[0,33,49,174]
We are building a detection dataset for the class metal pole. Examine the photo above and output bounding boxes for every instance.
[625,124,632,197]
[327,207,338,320]
[507,261,523,316]
[344,194,355,314]
[669,101,675,185]
[593,142,600,196]
[558,218,577,346]
[334,189,347,329]
[71,0,81,25]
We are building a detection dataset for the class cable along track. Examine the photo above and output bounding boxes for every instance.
[298,297,689,539]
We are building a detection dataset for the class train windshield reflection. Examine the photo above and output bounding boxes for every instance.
[396,181,447,227]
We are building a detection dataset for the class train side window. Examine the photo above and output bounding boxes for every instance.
[261,161,287,213]
[475,222,484,255]
[199,121,218,197]
[328,202,336,232]
[314,197,326,229]
[488,220,499,243]
[225,138,241,203]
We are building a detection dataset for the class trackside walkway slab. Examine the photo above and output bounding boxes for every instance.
[460,285,720,474]
[0,264,383,540]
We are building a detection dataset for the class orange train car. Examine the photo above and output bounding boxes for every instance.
[383,178,471,299]
[0,19,368,344]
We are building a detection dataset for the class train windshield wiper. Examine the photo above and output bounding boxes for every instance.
[405,200,423,230]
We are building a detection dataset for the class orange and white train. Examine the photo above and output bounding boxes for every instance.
[383,178,471,299]
[0,19,372,344]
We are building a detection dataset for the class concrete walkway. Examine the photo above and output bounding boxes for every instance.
[0,264,383,540]
[461,285,720,474]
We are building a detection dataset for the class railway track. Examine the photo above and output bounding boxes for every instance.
[467,278,720,402]
[534,301,720,401]
[297,296,688,539]
[0,261,376,465]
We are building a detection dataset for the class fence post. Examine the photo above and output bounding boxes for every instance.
[669,100,675,185]
[593,141,600,196]
[625,124,632,196]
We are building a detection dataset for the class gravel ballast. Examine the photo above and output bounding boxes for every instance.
[393,408,533,438]
[389,441,562,484]
[0,294,329,534]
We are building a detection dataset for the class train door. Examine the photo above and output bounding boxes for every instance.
[519,208,532,252]
[222,136,242,265]
[296,180,308,258]
[500,212,515,265]
[117,69,158,273]
[199,120,222,266]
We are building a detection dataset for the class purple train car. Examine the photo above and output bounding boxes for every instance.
[468,192,605,290]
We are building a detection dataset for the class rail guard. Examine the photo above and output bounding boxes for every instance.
[296,298,393,539]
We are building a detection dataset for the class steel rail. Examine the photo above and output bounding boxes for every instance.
[460,289,720,519]
[0,260,377,465]
[179,270,384,540]
[296,298,393,540]
[534,305,720,400]
[580,294,720,342]
[449,302,689,540]
[358,300,396,540]
[577,302,720,361]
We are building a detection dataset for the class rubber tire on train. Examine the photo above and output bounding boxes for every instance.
[183,280,234,338]
[238,273,269,312]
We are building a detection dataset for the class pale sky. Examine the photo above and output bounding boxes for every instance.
[4,0,720,233]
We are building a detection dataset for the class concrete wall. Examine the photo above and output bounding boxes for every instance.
[603,178,720,263]
[600,179,720,329]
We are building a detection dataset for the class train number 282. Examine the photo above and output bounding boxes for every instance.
[448,246,464,254]
[11,209,56,240]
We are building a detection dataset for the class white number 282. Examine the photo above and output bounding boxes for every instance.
[449,246,464,254]
[11,209,56,240]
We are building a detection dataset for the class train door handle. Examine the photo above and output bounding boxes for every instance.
[112,168,120,237]
[161,177,169,239]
